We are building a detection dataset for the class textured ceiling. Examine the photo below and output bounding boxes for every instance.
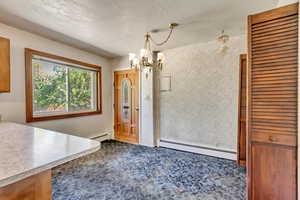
[0,0,279,58]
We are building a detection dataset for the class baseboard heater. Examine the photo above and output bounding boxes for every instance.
[91,133,109,141]
[159,139,237,160]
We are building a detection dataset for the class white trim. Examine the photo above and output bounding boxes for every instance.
[160,139,236,160]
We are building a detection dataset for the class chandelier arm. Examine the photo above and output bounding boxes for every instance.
[149,27,174,46]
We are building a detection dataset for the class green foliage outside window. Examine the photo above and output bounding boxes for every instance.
[68,68,92,111]
[33,63,94,113]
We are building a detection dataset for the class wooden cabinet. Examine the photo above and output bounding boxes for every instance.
[247,3,298,200]
[237,54,247,166]
[0,37,10,92]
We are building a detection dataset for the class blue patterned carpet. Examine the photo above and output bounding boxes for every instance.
[52,140,246,200]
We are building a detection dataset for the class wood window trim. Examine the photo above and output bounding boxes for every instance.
[25,48,102,123]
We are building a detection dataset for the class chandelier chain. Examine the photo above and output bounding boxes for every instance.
[129,23,178,77]
[149,27,174,46]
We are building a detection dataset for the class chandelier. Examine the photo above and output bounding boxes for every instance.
[129,23,178,74]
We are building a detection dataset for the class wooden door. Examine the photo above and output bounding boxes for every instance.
[247,3,298,200]
[114,70,139,144]
[237,54,247,166]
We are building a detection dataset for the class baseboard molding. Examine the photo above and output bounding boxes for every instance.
[159,139,237,160]
[90,130,113,142]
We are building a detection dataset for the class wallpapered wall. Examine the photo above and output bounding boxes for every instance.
[160,35,246,151]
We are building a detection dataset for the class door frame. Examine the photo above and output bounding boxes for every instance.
[237,54,247,166]
[113,68,140,144]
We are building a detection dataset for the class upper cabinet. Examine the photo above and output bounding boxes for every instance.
[0,37,10,93]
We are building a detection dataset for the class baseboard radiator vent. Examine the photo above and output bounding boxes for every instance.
[159,139,236,161]
[90,132,112,142]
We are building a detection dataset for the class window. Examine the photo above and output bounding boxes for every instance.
[25,49,102,122]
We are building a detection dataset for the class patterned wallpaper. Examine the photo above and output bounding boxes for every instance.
[160,35,246,151]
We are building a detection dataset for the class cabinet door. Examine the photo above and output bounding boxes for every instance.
[0,37,10,92]
[247,3,298,200]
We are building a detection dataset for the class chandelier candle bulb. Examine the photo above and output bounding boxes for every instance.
[133,58,139,66]
[129,23,178,78]
[148,57,153,64]
[157,53,164,62]
[140,49,147,58]
[129,53,136,61]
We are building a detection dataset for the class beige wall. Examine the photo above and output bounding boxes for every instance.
[111,56,129,70]
[160,35,246,151]
[0,22,113,138]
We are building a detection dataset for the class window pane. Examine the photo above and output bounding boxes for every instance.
[68,67,97,112]
[32,60,67,114]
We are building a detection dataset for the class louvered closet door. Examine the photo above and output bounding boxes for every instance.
[248,3,298,200]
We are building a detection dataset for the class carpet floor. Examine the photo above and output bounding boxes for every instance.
[52,140,246,200]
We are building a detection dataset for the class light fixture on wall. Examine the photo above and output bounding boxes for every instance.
[129,23,178,77]
[218,30,230,55]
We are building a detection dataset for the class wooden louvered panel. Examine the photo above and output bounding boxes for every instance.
[253,50,297,60]
[252,14,297,28]
[252,37,297,48]
[252,29,298,41]
[253,57,297,65]
[253,107,297,113]
[253,28,298,41]
[253,71,297,78]
[252,83,297,90]
[252,59,297,67]
[252,23,298,35]
[253,46,298,57]
[252,127,296,136]
[252,66,297,73]
[248,3,298,200]
[252,33,298,46]
[253,41,297,52]
[252,53,298,62]
[252,16,298,29]
[252,121,297,128]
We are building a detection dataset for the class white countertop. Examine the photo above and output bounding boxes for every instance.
[0,122,100,187]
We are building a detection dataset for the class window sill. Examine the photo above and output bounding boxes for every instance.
[26,110,102,123]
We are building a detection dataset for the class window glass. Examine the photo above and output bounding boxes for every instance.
[31,55,98,117]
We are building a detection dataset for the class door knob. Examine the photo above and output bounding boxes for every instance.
[135,107,140,111]
[269,136,277,142]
